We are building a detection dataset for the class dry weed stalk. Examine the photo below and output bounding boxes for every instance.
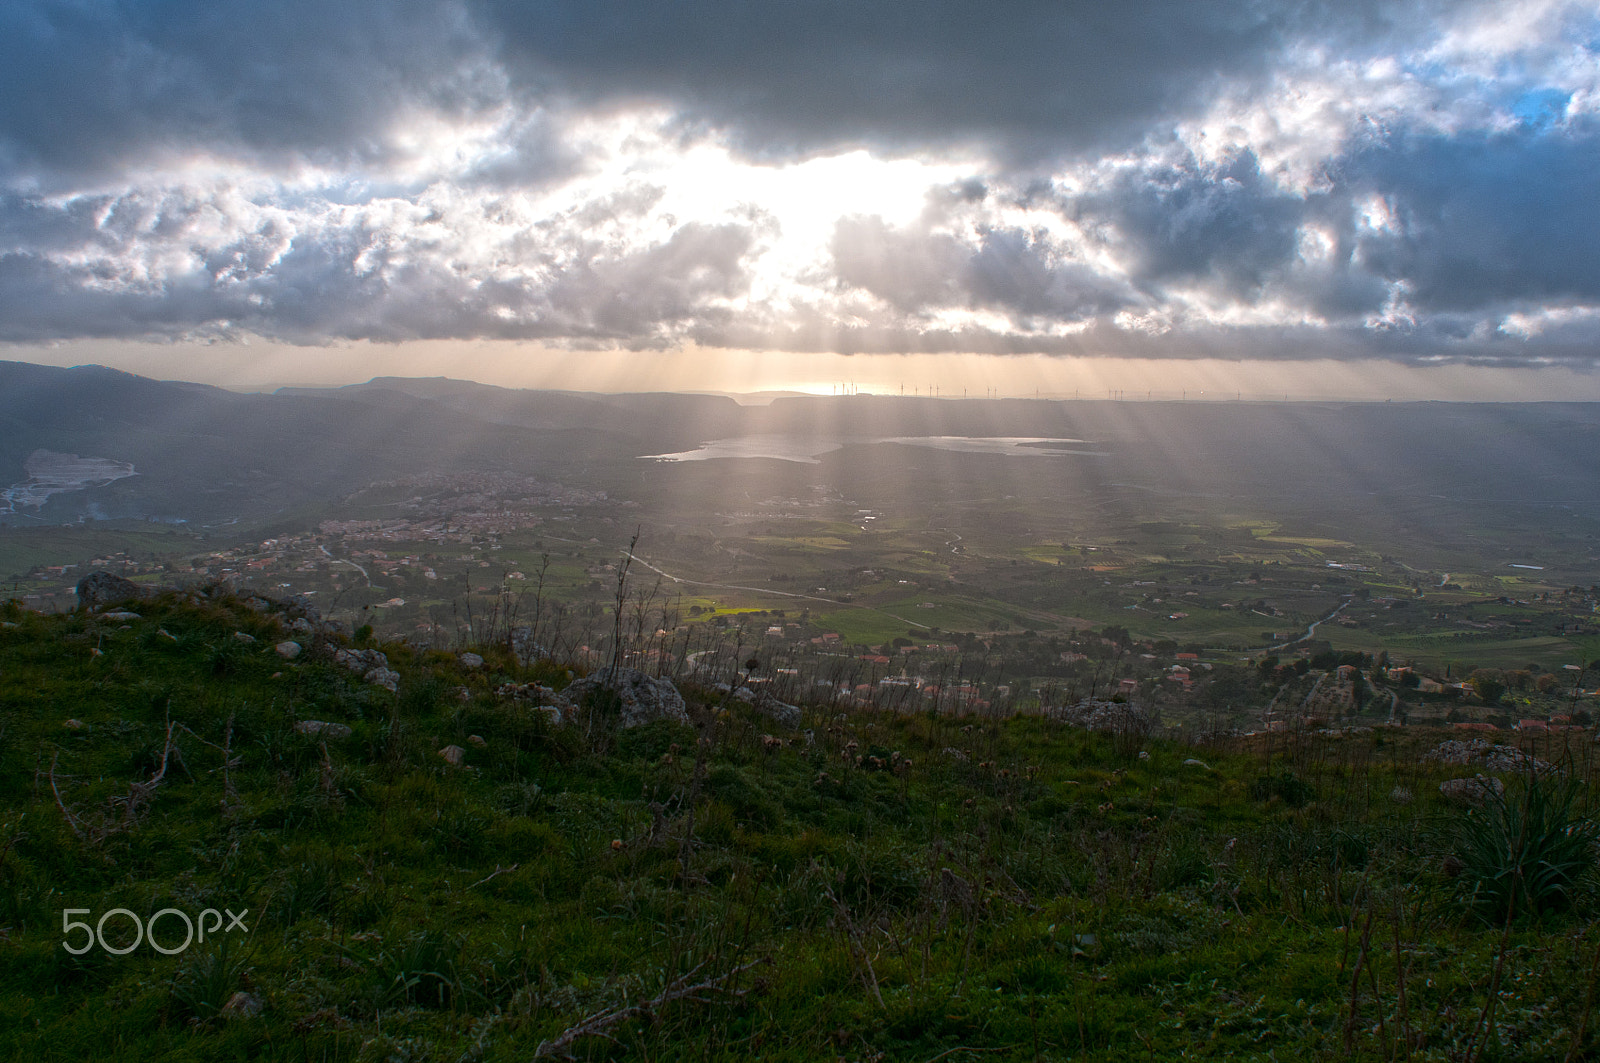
[531,957,766,1059]
[46,715,178,845]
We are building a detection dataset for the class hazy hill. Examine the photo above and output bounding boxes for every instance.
[5,361,1599,541]
[0,362,634,525]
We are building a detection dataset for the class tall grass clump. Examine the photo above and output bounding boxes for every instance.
[1450,772,1600,921]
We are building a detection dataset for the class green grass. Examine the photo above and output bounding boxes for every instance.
[4,591,1600,1061]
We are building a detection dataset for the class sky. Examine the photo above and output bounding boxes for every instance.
[2,0,1599,397]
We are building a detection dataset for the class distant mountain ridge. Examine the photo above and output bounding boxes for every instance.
[3,360,1599,531]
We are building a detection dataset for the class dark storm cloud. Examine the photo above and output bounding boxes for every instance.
[1,0,1596,364]
[1083,150,1316,297]
[0,0,493,182]
[0,0,1472,180]
[1340,122,1600,312]
[473,0,1466,161]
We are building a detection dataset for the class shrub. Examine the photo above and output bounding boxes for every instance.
[1249,771,1316,808]
[171,940,246,1022]
[1450,774,1600,921]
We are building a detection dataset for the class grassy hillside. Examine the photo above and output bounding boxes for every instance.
[2,590,1599,1061]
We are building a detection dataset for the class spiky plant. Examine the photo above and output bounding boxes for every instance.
[1451,772,1600,922]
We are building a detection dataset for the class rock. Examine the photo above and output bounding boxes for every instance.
[241,596,271,613]
[1440,775,1505,806]
[758,699,802,729]
[564,667,691,729]
[458,652,484,669]
[510,625,545,663]
[333,648,388,674]
[1182,758,1210,769]
[282,594,321,621]
[439,744,466,766]
[495,682,575,724]
[0,621,17,629]
[467,734,487,748]
[943,747,969,762]
[1423,738,1552,775]
[75,571,146,610]
[295,720,352,739]
[221,991,262,1019]
[233,631,256,644]
[364,667,400,693]
[64,718,85,730]
[99,610,141,621]
[1138,750,1151,760]
[1046,698,1154,735]
[1390,785,1413,804]
[290,617,314,634]
[275,640,302,659]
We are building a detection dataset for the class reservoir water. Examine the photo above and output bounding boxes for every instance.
[642,435,1106,464]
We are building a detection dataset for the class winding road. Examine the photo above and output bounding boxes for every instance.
[320,544,371,587]
[1265,598,1351,652]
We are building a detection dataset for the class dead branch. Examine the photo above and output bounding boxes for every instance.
[112,716,176,827]
[177,717,243,818]
[46,752,86,841]
[461,863,520,893]
[822,881,886,1009]
[46,715,178,845]
[532,957,766,1059]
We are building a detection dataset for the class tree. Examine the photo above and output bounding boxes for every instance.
[1469,670,1506,706]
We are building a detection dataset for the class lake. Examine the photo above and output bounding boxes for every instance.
[642,435,1106,464]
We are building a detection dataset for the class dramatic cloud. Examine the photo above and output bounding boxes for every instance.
[2,0,1598,365]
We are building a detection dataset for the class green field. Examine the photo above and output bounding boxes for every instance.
[5,588,1600,1060]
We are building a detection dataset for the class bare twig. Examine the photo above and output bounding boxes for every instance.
[822,880,886,1010]
[460,864,520,893]
[532,957,766,1059]
[46,752,86,841]
[922,1047,1019,1063]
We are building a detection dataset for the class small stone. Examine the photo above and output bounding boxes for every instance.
[611,839,623,851]
[1,621,18,629]
[1182,758,1210,769]
[64,718,85,730]
[1390,785,1413,804]
[1138,750,1151,760]
[233,631,256,644]
[296,720,352,739]
[1440,775,1504,806]
[290,617,313,634]
[275,640,302,659]
[221,991,262,1018]
[467,734,487,748]
[99,611,141,621]
[439,744,466,766]
[458,652,484,669]
[365,667,399,692]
